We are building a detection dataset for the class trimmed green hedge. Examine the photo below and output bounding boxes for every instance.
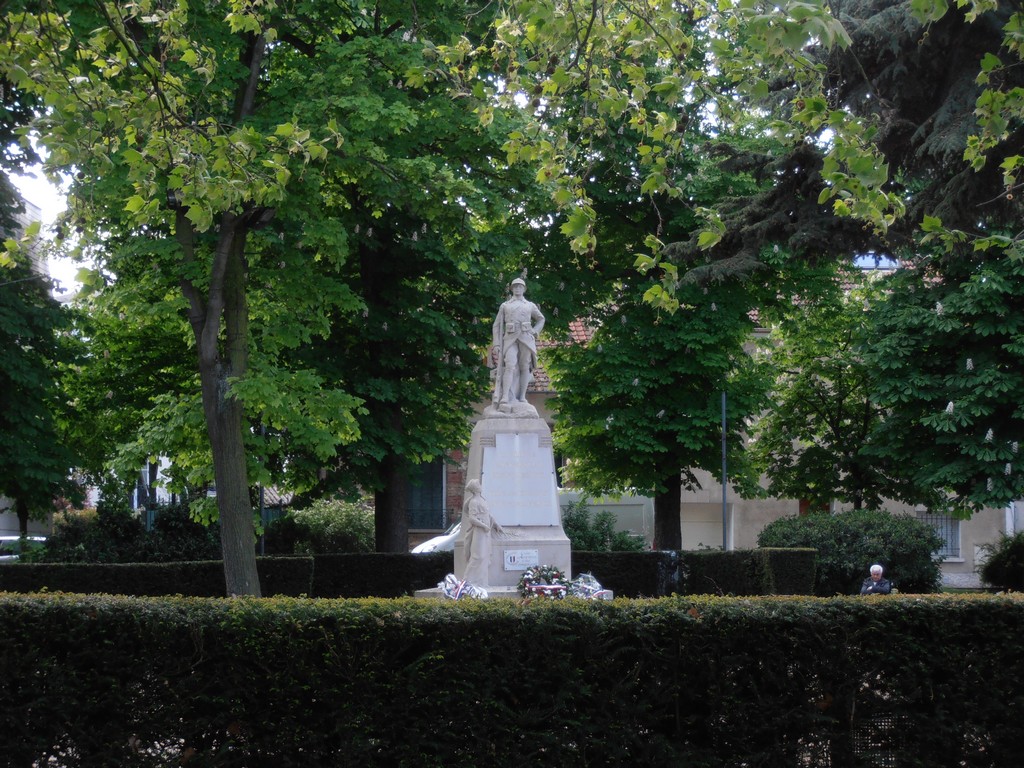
[1,593,1020,767]
[680,548,817,596]
[0,554,451,598]
[572,550,679,596]
[0,549,814,598]
[311,552,454,597]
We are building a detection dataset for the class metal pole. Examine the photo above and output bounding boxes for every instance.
[259,422,266,556]
[721,390,727,550]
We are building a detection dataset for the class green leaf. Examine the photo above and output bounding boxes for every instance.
[697,230,722,249]
[560,209,591,239]
[124,195,146,214]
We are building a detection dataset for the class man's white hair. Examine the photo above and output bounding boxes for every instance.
[870,564,884,574]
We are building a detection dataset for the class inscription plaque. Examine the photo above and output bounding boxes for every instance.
[503,549,540,571]
[481,431,560,526]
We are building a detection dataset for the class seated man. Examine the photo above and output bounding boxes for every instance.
[860,563,892,595]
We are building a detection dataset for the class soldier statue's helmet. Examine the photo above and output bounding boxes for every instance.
[510,277,526,288]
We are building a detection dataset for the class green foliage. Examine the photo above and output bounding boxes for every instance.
[463,0,897,283]
[57,267,219,491]
[521,41,793,549]
[36,507,146,564]
[0,553,449,599]
[35,502,221,564]
[979,531,1024,591]
[267,497,374,555]
[757,509,944,595]
[0,2,531,561]
[866,252,1024,511]
[547,276,772,513]
[680,548,817,596]
[258,6,542,546]
[2,592,1023,766]
[751,267,918,510]
[561,496,645,552]
[0,247,76,521]
[148,503,223,562]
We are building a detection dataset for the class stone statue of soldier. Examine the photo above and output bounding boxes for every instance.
[491,277,545,413]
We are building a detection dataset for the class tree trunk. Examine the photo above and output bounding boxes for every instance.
[15,498,29,537]
[375,450,410,552]
[180,210,261,597]
[200,362,260,596]
[654,471,683,550]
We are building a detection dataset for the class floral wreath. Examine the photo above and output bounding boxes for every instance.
[518,564,570,599]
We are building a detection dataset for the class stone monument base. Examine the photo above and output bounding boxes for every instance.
[454,524,570,590]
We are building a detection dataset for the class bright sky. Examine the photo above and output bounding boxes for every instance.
[10,165,78,297]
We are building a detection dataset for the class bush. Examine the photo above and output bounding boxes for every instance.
[266,497,374,554]
[32,503,221,564]
[979,531,1024,591]
[757,509,943,595]
[35,507,147,563]
[561,495,646,552]
[147,503,222,562]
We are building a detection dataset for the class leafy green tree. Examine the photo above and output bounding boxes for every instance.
[0,60,71,535]
[413,0,1024,537]
[508,18,806,551]
[547,275,772,550]
[266,28,542,550]
[0,1,512,590]
[866,251,1024,512]
[56,246,201,493]
[0,254,74,534]
[757,509,943,595]
[451,0,893,298]
[750,268,918,511]
[748,1,1024,511]
[501,16,804,550]
[3,0,351,594]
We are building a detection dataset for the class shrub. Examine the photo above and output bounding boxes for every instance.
[35,507,148,563]
[561,495,646,552]
[757,509,943,595]
[267,497,374,554]
[32,503,221,564]
[979,531,1024,591]
[147,503,221,562]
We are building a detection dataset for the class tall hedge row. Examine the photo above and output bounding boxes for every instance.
[0,549,815,599]
[1,593,1020,767]
[0,553,453,598]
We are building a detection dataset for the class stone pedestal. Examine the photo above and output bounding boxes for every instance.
[453,414,571,589]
